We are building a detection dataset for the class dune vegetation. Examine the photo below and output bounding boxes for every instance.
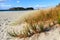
[8,4,60,38]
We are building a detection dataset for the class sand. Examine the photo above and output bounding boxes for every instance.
[0,10,60,40]
[0,10,38,40]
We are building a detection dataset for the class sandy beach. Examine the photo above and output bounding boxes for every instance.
[0,10,38,40]
[0,10,60,40]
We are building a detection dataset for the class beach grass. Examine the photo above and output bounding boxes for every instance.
[8,6,60,38]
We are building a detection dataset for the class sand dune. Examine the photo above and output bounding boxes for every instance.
[0,10,60,40]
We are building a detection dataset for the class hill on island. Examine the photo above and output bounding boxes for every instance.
[9,7,34,11]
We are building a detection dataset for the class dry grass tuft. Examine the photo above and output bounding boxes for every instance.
[8,5,60,38]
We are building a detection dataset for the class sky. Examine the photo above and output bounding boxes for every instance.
[0,0,60,10]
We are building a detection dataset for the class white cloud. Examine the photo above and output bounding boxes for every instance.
[0,0,5,2]
[35,4,47,7]
[28,6,33,7]
[0,0,3,1]
[17,1,20,3]
[0,4,12,9]
[0,4,11,7]
[35,4,40,7]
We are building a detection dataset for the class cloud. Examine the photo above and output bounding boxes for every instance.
[1,5,11,7]
[0,0,5,2]
[0,0,3,1]
[0,4,12,9]
[17,1,20,3]
[28,6,33,7]
[0,4,11,7]
[35,4,40,7]
[35,4,47,7]
[35,4,56,8]
[33,4,50,9]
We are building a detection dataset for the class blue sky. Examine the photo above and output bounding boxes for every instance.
[0,0,60,10]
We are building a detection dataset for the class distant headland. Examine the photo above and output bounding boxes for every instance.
[0,7,34,11]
